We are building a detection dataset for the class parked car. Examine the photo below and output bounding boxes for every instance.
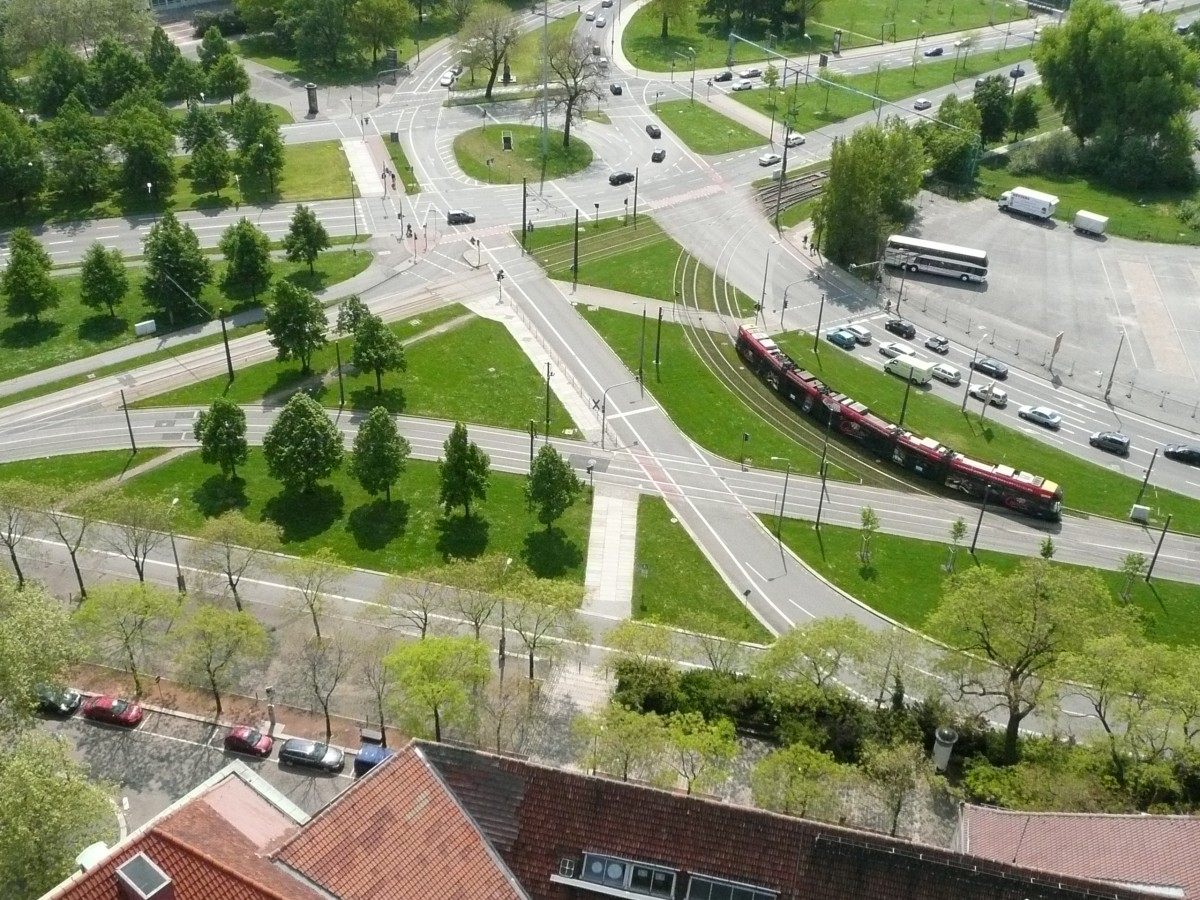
[913,98,932,110]
[354,744,396,778]
[450,63,464,75]
[446,209,475,225]
[645,123,662,138]
[878,341,916,359]
[224,725,273,757]
[651,149,666,163]
[1089,431,1130,456]
[713,70,734,82]
[784,132,806,147]
[969,383,1008,408]
[81,695,143,728]
[1164,444,1200,465]
[1018,405,1063,429]
[970,357,1009,379]
[585,9,595,19]
[608,171,635,186]
[825,329,858,350]
[609,82,623,95]
[732,79,753,91]
[278,738,345,773]
[758,152,782,167]
[931,363,961,385]
[739,67,762,78]
[924,334,950,354]
[595,15,606,26]
[885,318,916,339]
[37,683,82,716]
[923,46,944,57]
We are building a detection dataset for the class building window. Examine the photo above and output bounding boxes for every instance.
[686,875,777,900]
[581,853,676,898]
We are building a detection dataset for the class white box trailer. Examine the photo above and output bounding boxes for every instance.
[1073,210,1108,236]
[884,357,935,385]
[997,186,1059,219]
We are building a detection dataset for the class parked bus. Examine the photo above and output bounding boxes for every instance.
[884,235,989,283]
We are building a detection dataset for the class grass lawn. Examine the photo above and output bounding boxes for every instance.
[775,196,819,230]
[775,518,1200,648]
[384,141,421,194]
[773,333,1200,534]
[109,449,591,581]
[502,13,580,85]
[0,449,166,488]
[0,251,370,386]
[453,125,593,184]
[634,496,772,642]
[523,216,755,316]
[655,99,766,155]
[582,307,826,475]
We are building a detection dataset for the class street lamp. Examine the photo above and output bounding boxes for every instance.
[812,292,826,353]
[780,277,806,331]
[600,379,639,450]
[960,333,989,411]
[769,457,792,546]
[759,239,780,325]
[168,498,186,594]
[815,399,840,530]
[497,268,505,304]
[499,555,513,681]
[689,47,697,103]
[803,33,814,84]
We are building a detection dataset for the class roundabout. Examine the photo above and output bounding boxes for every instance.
[452,124,595,184]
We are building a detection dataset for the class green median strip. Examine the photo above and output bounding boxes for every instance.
[654,100,766,155]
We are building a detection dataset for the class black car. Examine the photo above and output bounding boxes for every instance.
[970,357,1009,379]
[1089,431,1130,457]
[713,70,734,82]
[923,46,944,57]
[608,171,635,186]
[609,82,623,95]
[884,318,916,339]
[37,683,83,716]
[924,335,950,354]
[651,149,666,163]
[645,123,662,138]
[278,738,346,773]
[1010,65,1026,78]
[1165,444,1200,465]
[446,209,475,225]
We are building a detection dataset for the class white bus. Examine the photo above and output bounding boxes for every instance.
[884,235,989,283]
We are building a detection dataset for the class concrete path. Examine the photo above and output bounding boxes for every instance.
[582,485,639,619]
[562,281,741,334]
[344,138,386,198]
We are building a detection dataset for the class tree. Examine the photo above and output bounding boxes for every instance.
[1119,552,1147,602]
[111,102,177,198]
[293,0,357,66]
[922,95,982,183]
[972,75,1012,145]
[79,242,128,319]
[945,517,967,573]
[262,392,344,493]
[207,52,250,106]
[751,742,846,820]
[0,108,46,216]
[478,672,538,753]
[239,126,285,193]
[1010,87,1040,139]
[283,204,332,273]
[192,397,249,480]
[687,612,748,675]
[2,229,58,324]
[861,740,938,837]
[445,0,475,26]
[94,495,169,582]
[198,24,232,70]
[757,616,872,689]
[442,556,503,639]
[350,0,414,64]
[573,703,669,782]
[87,37,151,107]
[0,732,114,899]
[790,0,825,35]
[508,589,586,681]
[645,0,693,39]
[926,560,1135,763]
[43,94,111,201]
[189,513,281,612]
[336,294,370,334]
[351,406,411,503]
[0,480,44,589]
[297,633,353,743]
[73,582,176,697]
[1039,535,1056,559]
[42,493,98,601]
[373,571,448,639]
[386,635,489,742]
[278,547,345,640]
[664,711,737,795]
[179,104,225,155]
[859,505,879,564]
[352,313,407,394]
[457,3,521,99]
[526,444,583,530]
[31,43,89,117]
[543,32,604,149]
[163,55,205,106]
[191,137,232,196]
[176,603,270,716]
[145,24,181,79]
[141,211,212,326]
[763,62,779,90]
[439,421,491,518]
[358,632,400,745]
[218,218,273,300]
[265,281,327,373]
[0,575,74,734]
[859,626,926,710]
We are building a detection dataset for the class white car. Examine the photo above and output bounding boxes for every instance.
[913,98,932,110]
[784,133,806,147]
[931,363,961,385]
[739,67,762,78]
[969,383,1008,408]
[758,153,782,167]
[595,15,606,26]
[585,9,595,19]
[1018,405,1063,429]
[439,69,457,87]
[878,341,916,359]
[732,79,753,91]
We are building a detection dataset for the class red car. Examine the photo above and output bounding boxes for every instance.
[81,695,143,728]
[224,726,273,757]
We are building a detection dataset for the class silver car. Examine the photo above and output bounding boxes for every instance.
[1019,405,1063,429]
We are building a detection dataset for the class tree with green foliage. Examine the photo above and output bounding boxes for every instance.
[264,280,327,372]
[1039,535,1056,559]
[526,444,583,530]
[859,505,879,564]
[1119,552,1147,602]
[972,75,1011,144]
[2,229,58,323]
[240,126,285,193]
[922,94,982,183]
[141,210,212,325]
[176,603,270,716]
[198,24,232,70]
[0,106,46,213]
[0,731,115,899]
[646,0,693,39]
[351,0,414,64]
[163,54,205,105]
[573,703,669,782]
[229,96,281,152]
[189,513,282,612]
[111,101,177,197]
[439,421,491,518]
[945,517,967,573]
[283,204,332,273]
[278,547,345,640]
[218,218,273,300]
[1010,87,1040,140]
[145,24,182,79]
[0,574,73,733]
[179,104,225,154]
[508,587,587,681]
[386,635,490,742]
[352,313,407,394]
[87,37,151,107]
[664,710,737,796]
[93,494,169,582]
[293,0,358,66]
[757,616,871,689]
[751,742,847,820]
[262,391,344,493]
[79,242,128,319]
[0,481,45,589]
[350,406,411,502]
[31,43,89,116]
[43,94,111,201]
[457,3,521,99]
[862,740,940,837]
[194,397,249,478]
[207,52,250,106]
[336,294,370,334]
[191,137,233,196]
[73,582,177,697]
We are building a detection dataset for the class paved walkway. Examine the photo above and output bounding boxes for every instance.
[583,485,639,619]
[562,281,740,334]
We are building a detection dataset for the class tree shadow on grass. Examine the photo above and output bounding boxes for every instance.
[1,318,62,349]
[193,474,249,518]
[346,497,409,550]
[521,526,583,579]
[78,314,129,344]
[436,513,489,561]
[285,268,338,293]
[262,484,344,542]
[262,372,331,406]
[347,385,406,414]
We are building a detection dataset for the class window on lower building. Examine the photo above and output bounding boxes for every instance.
[581,853,676,898]
[686,874,777,900]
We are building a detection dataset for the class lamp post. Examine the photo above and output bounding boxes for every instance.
[812,291,826,353]
[689,47,697,103]
[497,268,505,304]
[759,240,779,325]
[349,171,359,249]
[600,379,639,450]
[146,182,155,224]
[770,457,792,546]
[168,498,186,594]
[780,277,806,331]
[969,484,991,555]
[960,334,988,411]
[498,556,513,681]
[804,33,814,84]
[815,399,840,530]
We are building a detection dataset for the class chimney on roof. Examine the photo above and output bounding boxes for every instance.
[115,853,175,900]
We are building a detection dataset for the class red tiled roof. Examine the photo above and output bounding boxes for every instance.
[273,743,527,900]
[958,804,1200,898]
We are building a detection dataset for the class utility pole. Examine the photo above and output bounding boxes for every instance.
[812,292,826,353]
[544,362,552,441]
[638,308,646,397]
[969,485,991,555]
[120,389,137,454]
[541,0,549,159]
[1104,331,1126,400]
[218,309,235,382]
[1135,448,1158,506]
[1145,514,1173,583]
[521,177,528,253]
[528,419,536,464]
[632,169,639,227]
[654,307,663,380]
[572,209,580,288]
[335,342,346,406]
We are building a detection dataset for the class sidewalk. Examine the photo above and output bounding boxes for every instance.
[582,485,639,619]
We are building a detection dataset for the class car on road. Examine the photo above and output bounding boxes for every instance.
[585,9,595,19]
[884,318,916,339]
[739,67,762,78]
[913,98,932,110]
[924,334,950,354]
[732,79,753,91]
[758,152,782,166]
[713,70,734,82]
[1010,65,1026,78]
[37,683,82,716]
[224,725,273,757]
[595,15,606,26]
[646,123,662,138]
[439,70,456,87]
[1018,405,1063,429]
[279,738,345,773]
[609,82,623,95]
[784,132,806,147]
[1089,431,1130,456]
[969,383,1008,408]
[446,209,475,225]
[451,63,464,75]
[970,357,1009,379]
[651,148,666,162]
[931,363,961,385]
[608,171,635,186]
[974,77,987,87]
[923,46,944,57]
[601,0,612,6]
[81,695,143,728]
[878,341,916,359]
[825,329,858,350]
[1165,444,1200,465]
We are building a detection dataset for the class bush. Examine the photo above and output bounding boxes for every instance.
[192,9,245,38]
[1178,199,1200,230]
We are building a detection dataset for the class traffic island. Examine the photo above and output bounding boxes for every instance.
[452,124,593,184]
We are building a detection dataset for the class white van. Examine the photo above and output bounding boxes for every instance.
[884,357,934,385]
[843,324,872,345]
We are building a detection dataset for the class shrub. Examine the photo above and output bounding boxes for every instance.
[193,9,245,38]
[1177,199,1200,230]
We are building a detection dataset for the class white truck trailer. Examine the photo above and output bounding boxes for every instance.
[884,357,935,385]
[1073,210,1109,236]
[997,186,1059,219]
